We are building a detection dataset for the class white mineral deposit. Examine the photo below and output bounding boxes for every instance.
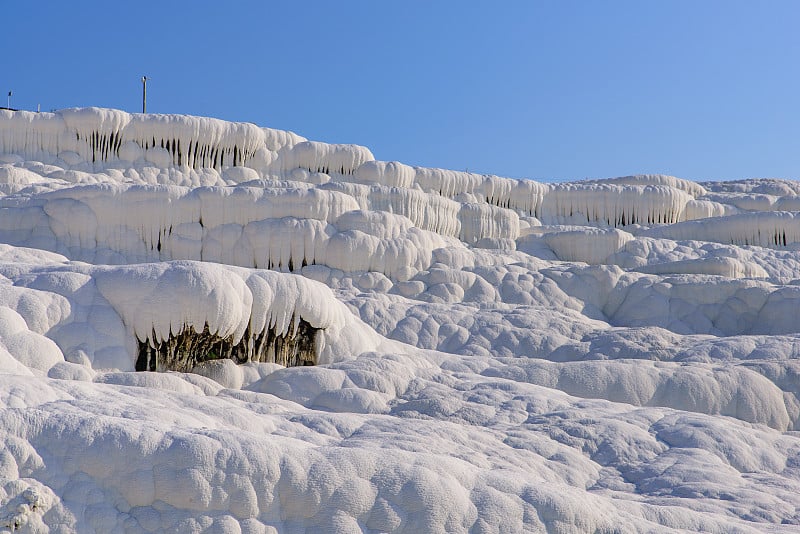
[1,108,799,532]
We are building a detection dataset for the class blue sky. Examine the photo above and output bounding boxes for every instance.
[3,1,799,182]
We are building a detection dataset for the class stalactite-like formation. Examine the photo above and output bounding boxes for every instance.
[540,184,692,227]
[136,319,318,372]
[642,211,800,249]
[0,108,284,172]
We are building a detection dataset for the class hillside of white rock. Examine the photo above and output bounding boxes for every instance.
[1,108,800,532]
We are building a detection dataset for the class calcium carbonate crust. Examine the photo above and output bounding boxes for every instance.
[1,108,800,532]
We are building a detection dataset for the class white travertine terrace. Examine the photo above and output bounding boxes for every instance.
[1,108,800,532]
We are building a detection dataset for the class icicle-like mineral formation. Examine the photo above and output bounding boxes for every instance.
[136,319,318,372]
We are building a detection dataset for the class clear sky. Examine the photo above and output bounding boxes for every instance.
[3,1,799,182]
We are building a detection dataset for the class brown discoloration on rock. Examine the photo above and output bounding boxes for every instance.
[136,317,318,372]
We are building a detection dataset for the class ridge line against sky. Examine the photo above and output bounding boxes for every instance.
[2,0,799,182]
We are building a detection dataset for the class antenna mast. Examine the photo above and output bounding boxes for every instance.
[141,76,148,113]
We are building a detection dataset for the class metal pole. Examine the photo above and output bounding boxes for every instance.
[141,76,147,113]
[6,91,10,109]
